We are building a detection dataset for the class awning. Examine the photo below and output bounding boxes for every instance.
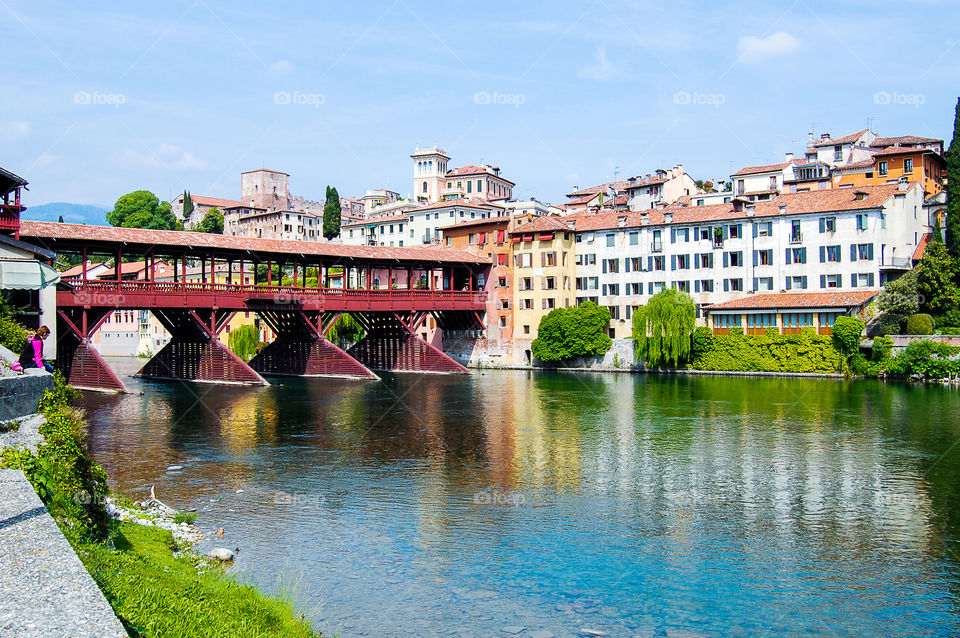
[0,260,61,290]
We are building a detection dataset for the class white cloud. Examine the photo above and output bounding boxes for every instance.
[270,60,295,75]
[115,144,209,172]
[577,46,613,81]
[0,121,31,141]
[737,31,802,64]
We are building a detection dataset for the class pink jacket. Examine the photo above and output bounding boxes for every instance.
[29,336,43,368]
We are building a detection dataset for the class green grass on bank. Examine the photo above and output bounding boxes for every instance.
[79,523,315,638]
[1,372,317,638]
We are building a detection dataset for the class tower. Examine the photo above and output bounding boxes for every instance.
[241,168,291,212]
[411,146,449,204]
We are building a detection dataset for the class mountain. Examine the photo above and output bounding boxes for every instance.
[22,202,109,225]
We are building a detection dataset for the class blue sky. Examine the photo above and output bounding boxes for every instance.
[2,0,958,209]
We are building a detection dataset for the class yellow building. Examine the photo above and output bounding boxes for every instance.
[509,216,577,349]
[834,143,945,198]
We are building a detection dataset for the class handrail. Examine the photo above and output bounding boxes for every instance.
[62,278,485,298]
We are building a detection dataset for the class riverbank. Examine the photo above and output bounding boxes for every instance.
[0,375,315,638]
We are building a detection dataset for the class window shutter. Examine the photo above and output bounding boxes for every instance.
[670,228,676,243]
[868,244,874,260]
[850,244,857,261]
[820,274,826,289]
[752,277,758,291]
[785,248,791,265]
[819,217,825,233]
[851,273,857,287]
[625,259,630,273]
[602,260,607,274]
[647,282,653,295]
[648,256,653,271]
[753,223,758,238]
[723,225,729,239]
[671,255,677,270]
[753,250,758,267]
[722,252,727,268]
[802,276,808,289]
[695,280,700,292]
[819,246,825,263]
[709,254,714,268]
[868,273,875,287]
[785,278,792,290]
[800,248,806,263]
[724,279,729,292]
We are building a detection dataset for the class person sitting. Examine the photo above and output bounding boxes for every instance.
[11,325,54,374]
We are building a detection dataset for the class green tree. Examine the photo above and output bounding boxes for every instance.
[831,316,864,356]
[182,191,194,221]
[326,313,365,346]
[531,302,612,363]
[227,324,261,361]
[906,313,935,335]
[107,190,176,230]
[323,186,342,240]
[195,206,223,234]
[917,241,960,317]
[945,98,960,256]
[632,289,696,367]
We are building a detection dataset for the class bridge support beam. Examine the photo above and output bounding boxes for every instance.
[56,309,128,393]
[348,312,470,374]
[249,311,377,379]
[137,309,268,386]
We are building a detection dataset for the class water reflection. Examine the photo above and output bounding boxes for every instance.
[83,360,960,636]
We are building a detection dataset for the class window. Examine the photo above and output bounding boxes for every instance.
[542,298,555,310]
[696,279,714,292]
[583,253,597,266]
[674,280,690,292]
[785,276,808,290]
[856,214,868,230]
[468,233,475,244]
[879,161,888,176]
[445,236,451,247]
[785,247,807,264]
[629,232,639,246]
[543,277,556,290]
[515,253,532,268]
[753,221,773,237]
[820,245,841,263]
[422,181,427,193]
[724,278,743,292]
[819,312,842,327]
[698,253,713,268]
[672,254,690,270]
[714,314,742,328]
[729,224,742,239]
[603,283,620,296]
[498,277,507,287]
[747,313,777,328]
[904,158,914,174]
[834,145,842,162]
[753,249,773,266]
[670,228,690,243]
[852,243,874,261]
[819,216,836,233]
[609,306,621,320]
[520,277,533,290]
[603,258,620,273]
[606,233,615,247]
[724,251,743,267]
[652,256,666,271]
[497,253,507,265]
[629,257,641,271]
[523,325,530,335]
[499,317,507,328]
[753,277,774,291]
[783,313,814,328]
[819,274,842,288]
[851,273,876,288]
[522,299,533,310]
[542,252,557,267]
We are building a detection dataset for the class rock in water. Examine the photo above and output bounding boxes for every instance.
[208,547,235,561]
[166,465,183,472]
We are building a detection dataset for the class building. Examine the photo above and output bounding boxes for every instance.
[703,290,878,335]
[362,189,402,215]
[625,165,698,210]
[568,182,928,338]
[223,208,323,241]
[412,146,515,205]
[805,129,878,167]
[341,198,507,247]
[833,144,945,198]
[509,216,577,355]
[170,194,242,227]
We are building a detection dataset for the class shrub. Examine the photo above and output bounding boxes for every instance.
[870,313,905,337]
[173,510,198,525]
[832,316,865,356]
[691,330,844,373]
[0,313,28,353]
[936,326,960,335]
[887,339,960,379]
[532,302,612,363]
[849,353,875,376]
[690,327,713,360]
[905,313,935,335]
[871,335,893,362]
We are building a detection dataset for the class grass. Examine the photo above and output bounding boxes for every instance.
[173,510,198,525]
[79,523,316,638]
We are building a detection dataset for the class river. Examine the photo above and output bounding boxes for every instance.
[82,358,960,637]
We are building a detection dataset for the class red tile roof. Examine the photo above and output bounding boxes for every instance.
[510,216,574,234]
[342,212,410,227]
[191,195,243,208]
[731,160,798,176]
[565,193,601,206]
[812,129,871,147]
[913,232,934,261]
[870,146,936,157]
[437,215,514,231]
[413,197,505,212]
[832,158,876,172]
[566,180,630,198]
[705,290,879,311]
[445,165,516,185]
[19,221,488,264]
[872,136,942,148]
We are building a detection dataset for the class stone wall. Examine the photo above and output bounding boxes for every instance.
[0,374,54,422]
[443,333,637,371]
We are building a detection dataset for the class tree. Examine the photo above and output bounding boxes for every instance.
[107,190,176,230]
[917,241,960,318]
[182,191,194,221]
[945,98,960,257]
[632,289,696,367]
[195,206,223,234]
[323,186,342,240]
[57,215,64,223]
[832,316,865,356]
[906,313,935,335]
[227,324,261,361]
[530,302,612,363]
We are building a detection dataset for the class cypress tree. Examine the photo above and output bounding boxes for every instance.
[182,191,194,221]
[945,98,960,256]
[323,186,341,240]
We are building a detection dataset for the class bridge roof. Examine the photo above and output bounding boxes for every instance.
[20,221,489,265]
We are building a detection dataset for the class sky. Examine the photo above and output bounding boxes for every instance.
[2,0,959,209]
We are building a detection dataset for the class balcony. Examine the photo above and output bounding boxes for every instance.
[650,241,663,253]
[879,257,913,270]
[789,231,803,244]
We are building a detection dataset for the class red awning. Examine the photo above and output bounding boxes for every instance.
[522,234,534,241]
[538,233,554,240]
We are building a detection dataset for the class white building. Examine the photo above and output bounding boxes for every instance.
[341,198,507,247]
[572,181,929,338]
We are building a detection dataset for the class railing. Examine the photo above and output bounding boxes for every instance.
[789,232,803,244]
[62,278,487,301]
[879,257,913,269]
[650,241,663,253]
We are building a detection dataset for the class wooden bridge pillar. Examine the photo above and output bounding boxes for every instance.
[249,310,377,379]
[55,308,128,392]
[347,312,470,374]
[136,309,268,386]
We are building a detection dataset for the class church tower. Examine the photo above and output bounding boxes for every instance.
[411,146,449,204]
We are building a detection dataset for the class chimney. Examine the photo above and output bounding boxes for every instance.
[808,132,815,147]
[898,176,909,191]
[821,133,831,142]
[617,215,627,227]
[746,202,756,216]
[785,152,794,162]
[664,211,673,224]
[640,210,649,225]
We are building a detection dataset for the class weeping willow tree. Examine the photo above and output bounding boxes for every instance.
[327,313,365,347]
[633,289,696,367]
[228,324,262,361]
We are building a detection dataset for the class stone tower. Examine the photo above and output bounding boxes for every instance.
[411,146,449,204]
[241,168,291,212]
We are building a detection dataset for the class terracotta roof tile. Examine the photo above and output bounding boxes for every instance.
[913,233,934,260]
[19,221,488,264]
[705,290,879,311]
[812,129,871,147]
[191,195,243,208]
[872,136,942,147]
[731,160,798,176]
[566,180,630,198]
[510,216,574,234]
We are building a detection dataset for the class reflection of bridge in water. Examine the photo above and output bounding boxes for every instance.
[21,221,491,392]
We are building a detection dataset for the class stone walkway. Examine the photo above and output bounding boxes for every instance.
[0,426,127,637]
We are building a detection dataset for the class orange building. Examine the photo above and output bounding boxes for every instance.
[834,138,945,198]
